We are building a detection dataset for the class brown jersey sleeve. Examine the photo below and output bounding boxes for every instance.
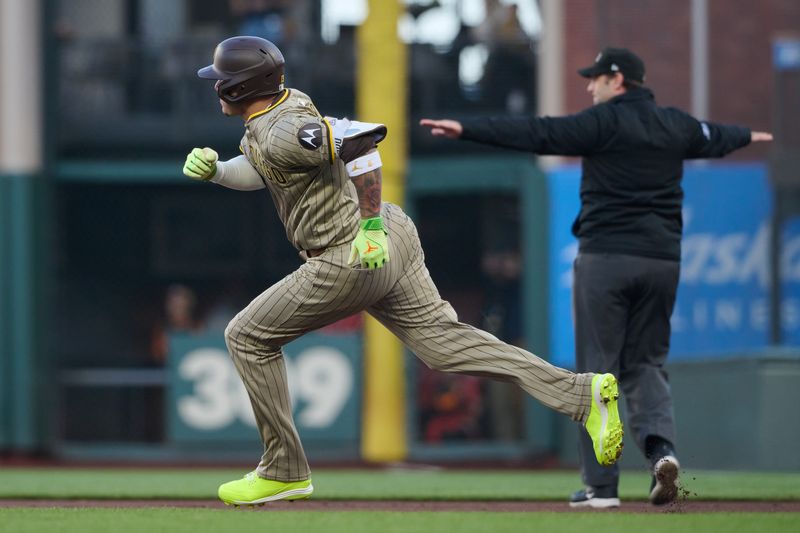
[264,112,336,171]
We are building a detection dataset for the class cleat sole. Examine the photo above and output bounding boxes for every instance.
[650,456,680,506]
[595,374,624,466]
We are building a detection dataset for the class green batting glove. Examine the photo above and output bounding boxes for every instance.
[183,147,218,181]
[348,217,390,269]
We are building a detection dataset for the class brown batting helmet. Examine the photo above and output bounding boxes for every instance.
[198,36,285,103]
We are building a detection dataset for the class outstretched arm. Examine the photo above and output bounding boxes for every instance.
[420,110,607,156]
[685,118,769,159]
[751,131,773,142]
[419,118,463,139]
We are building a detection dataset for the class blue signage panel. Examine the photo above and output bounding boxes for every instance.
[547,163,800,368]
[546,166,581,368]
[774,39,800,71]
[168,331,362,445]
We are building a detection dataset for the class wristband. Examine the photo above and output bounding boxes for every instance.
[346,151,382,177]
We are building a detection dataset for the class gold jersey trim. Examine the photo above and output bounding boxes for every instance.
[246,89,290,122]
[322,117,336,164]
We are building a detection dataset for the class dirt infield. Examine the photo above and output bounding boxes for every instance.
[1,500,798,513]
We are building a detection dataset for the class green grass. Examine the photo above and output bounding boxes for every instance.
[1,469,797,533]
[0,467,798,501]
[0,509,797,533]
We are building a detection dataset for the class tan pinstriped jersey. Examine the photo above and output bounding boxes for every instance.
[240,89,359,252]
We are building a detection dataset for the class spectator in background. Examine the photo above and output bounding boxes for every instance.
[472,0,535,113]
[418,371,486,442]
[480,248,524,441]
[229,0,292,48]
[421,46,773,508]
[150,284,202,363]
[480,249,523,341]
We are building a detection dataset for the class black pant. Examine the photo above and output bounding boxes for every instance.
[573,252,680,488]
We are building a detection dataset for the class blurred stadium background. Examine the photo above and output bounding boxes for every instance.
[1,0,799,473]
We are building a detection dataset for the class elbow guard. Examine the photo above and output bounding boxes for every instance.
[340,135,377,163]
[324,116,387,163]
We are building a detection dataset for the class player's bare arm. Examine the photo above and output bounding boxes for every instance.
[751,131,773,142]
[349,161,382,218]
[327,119,391,269]
[343,146,390,269]
[336,125,385,217]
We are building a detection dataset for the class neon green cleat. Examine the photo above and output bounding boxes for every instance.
[218,471,313,506]
[585,373,624,466]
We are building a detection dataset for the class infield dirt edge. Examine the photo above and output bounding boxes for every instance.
[1,500,799,513]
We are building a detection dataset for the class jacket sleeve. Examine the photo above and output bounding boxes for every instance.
[459,108,610,156]
[684,116,751,159]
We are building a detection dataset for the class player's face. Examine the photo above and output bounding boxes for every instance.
[219,98,242,116]
[587,74,621,105]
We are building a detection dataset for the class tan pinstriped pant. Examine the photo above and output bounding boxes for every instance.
[225,203,594,481]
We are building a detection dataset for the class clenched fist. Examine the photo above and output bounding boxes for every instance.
[183,147,219,181]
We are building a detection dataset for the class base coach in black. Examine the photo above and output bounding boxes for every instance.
[421,47,773,508]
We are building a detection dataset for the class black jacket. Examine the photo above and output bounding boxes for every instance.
[460,87,752,261]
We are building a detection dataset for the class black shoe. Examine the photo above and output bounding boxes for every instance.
[569,485,620,508]
[649,455,680,505]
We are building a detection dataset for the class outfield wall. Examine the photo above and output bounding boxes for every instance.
[4,157,799,471]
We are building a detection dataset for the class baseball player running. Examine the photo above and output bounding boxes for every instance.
[183,36,624,507]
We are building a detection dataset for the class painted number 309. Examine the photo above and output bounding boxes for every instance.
[177,347,353,431]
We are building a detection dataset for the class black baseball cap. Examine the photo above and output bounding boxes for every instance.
[578,47,646,83]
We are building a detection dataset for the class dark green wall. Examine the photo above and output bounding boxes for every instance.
[0,175,48,451]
